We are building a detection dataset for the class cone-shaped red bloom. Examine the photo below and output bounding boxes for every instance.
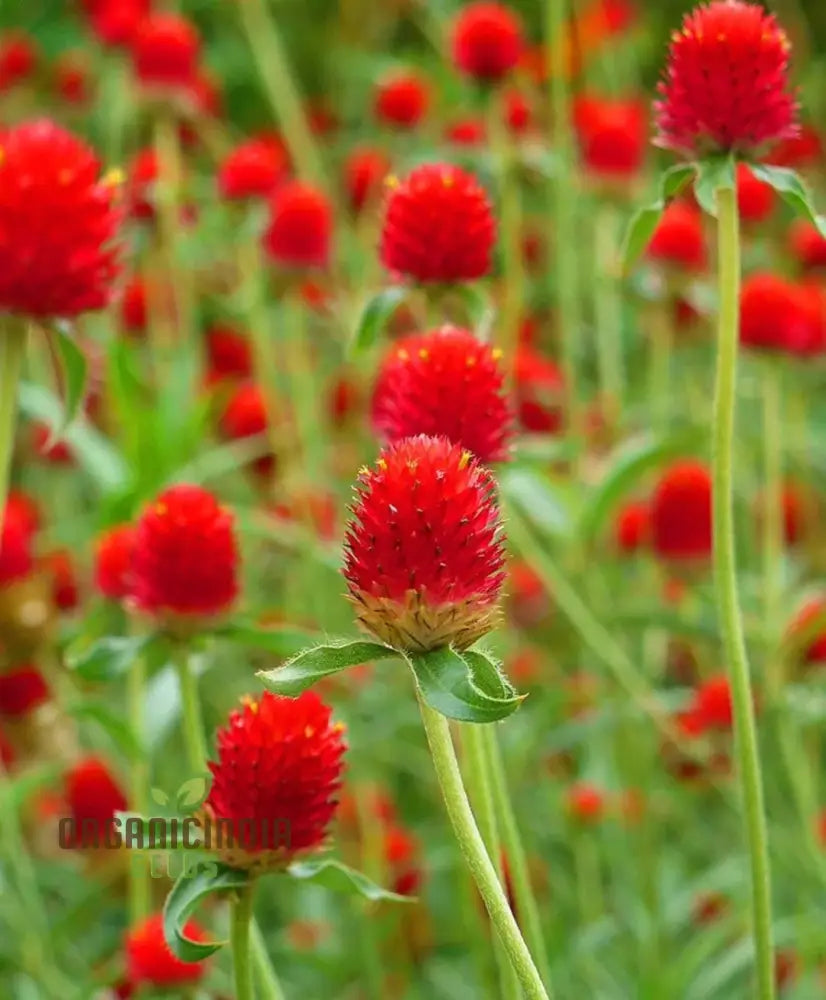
[86,0,149,49]
[374,71,429,129]
[614,500,650,553]
[264,181,332,269]
[0,665,50,717]
[343,435,506,651]
[451,2,524,81]
[217,138,287,202]
[205,323,253,383]
[94,524,135,601]
[204,691,346,872]
[131,485,238,623]
[0,120,121,318]
[64,755,128,847]
[650,460,712,561]
[371,327,513,463]
[654,0,797,157]
[125,913,208,988]
[380,163,495,283]
[344,147,391,213]
[131,13,199,88]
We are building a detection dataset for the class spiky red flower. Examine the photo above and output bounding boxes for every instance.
[654,0,797,157]
[0,666,50,717]
[789,220,826,270]
[64,755,127,846]
[343,147,391,213]
[380,163,495,284]
[614,500,649,553]
[205,323,253,383]
[371,327,513,463]
[0,30,37,90]
[739,272,814,353]
[204,690,346,872]
[374,71,429,129]
[0,120,121,318]
[125,913,208,988]
[514,347,565,433]
[94,524,135,601]
[451,2,524,82]
[219,382,275,477]
[646,201,706,271]
[650,460,712,562]
[217,138,287,202]
[264,181,332,269]
[566,782,605,824]
[343,435,506,651]
[736,163,775,224]
[131,14,200,89]
[0,502,34,588]
[574,95,646,178]
[131,485,239,623]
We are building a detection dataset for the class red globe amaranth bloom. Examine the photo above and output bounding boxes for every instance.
[54,53,93,106]
[0,666,50,717]
[94,524,135,600]
[574,95,646,178]
[6,491,40,537]
[789,220,826,271]
[219,383,275,477]
[131,14,200,89]
[692,675,734,729]
[788,598,826,665]
[445,118,487,147]
[736,163,775,224]
[371,327,513,463]
[217,138,287,202]
[120,277,148,334]
[451,2,524,81]
[514,347,565,433]
[739,273,814,353]
[64,756,128,847]
[769,124,821,169]
[374,71,429,129]
[614,500,649,553]
[507,561,551,629]
[264,181,332,269]
[205,323,253,383]
[131,485,239,623]
[0,503,34,587]
[380,163,495,283]
[204,691,346,872]
[343,147,391,213]
[42,549,80,610]
[650,460,712,562]
[646,202,706,271]
[504,88,532,134]
[127,149,159,221]
[87,0,149,49]
[343,435,506,651]
[654,0,798,157]
[31,423,73,465]
[693,891,728,925]
[567,782,605,824]
[0,31,37,91]
[384,825,424,896]
[126,913,208,988]
[0,121,121,318]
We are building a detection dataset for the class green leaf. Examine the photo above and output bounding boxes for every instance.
[67,701,142,758]
[66,635,153,683]
[407,646,523,723]
[286,858,413,903]
[163,862,250,961]
[257,639,397,696]
[749,163,826,237]
[349,287,408,355]
[453,284,495,339]
[693,154,736,217]
[216,620,318,659]
[499,464,572,539]
[621,164,695,273]
[51,325,89,437]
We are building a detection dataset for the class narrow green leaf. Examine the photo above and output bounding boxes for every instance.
[257,639,397,696]
[499,464,571,539]
[693,154,736,217]
[66,635,153,683]
[349,287,408,355]
[407,647,523,723]
[749,163,826,237]
[52,326,89,436]
[621,164,695,273]
[163,862,250,961]
[67,701,142,758]
[216,620,318,659]
[286,858,413,903]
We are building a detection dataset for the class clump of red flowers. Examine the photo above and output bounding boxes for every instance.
[343,435,506,651]
[131,13,200,90]
[204,690,346,872]
[451,2,524,81]
[125,913,208,989]
[0,120,121,318]
[650,460,712,562]
[218,137,287,201]
[131,485,238,626]
[264,181,332,269]
[374,71,429,129]
[371,326,513,463]
[380,163,495,284]
[654,0,798,157]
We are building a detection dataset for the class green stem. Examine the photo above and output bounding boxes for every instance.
[484,727,553,994]
[127,655,150,923]
[594,203,624,422]
[0,317,26,533]
[417,693,549,1000]
[231,882,256,1000]
[761,360,783,676]
[712,184,775,1000]
[174,645,208,773]
[251,920,286,1000]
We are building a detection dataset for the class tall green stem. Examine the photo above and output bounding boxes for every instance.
[231,882,256,1000]
[713,184,775,1000]
[417,693,549,1000]
[594,204,624,423]
[251,921,287,1000]
[0,317,26,534]
[761,360,783,678]
[175,645,208,773]
[128,654,150,923]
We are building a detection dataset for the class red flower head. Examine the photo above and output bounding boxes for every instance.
[131,14,200,89]
[31,423,73,465]
[646,201,706,272]
[219,382,275,477]
[264,181,332,269]
[514,347,566,433]
[0,120,121,319]
[566,782,605,824]
[0,666,50,717]
[54,53,93,106]
[374,71,429,129]
[451,2,524,82]
[343,435,506,651]
[770,124,822,169]
[204,690,346,872]
[64,755,128,847]
[380,163,495,284]
[739,272,814,353]
[127,148,159,221]
[217,138,287,202]
[446,118,487,147]
[614,500,650,553]
[205,323,253,383]
[650,460,712,562]
[788,598,826,665]
[88,0,149,49]
[125,913,208,988]
[41,549,80,611]
[574,95,647,179]
[736,163,775,224]
[131,485,239,625]
[6,491,40,537]
[0,502,34,588]
[504,88,532,134]
[789,220,826,271]
[692,674,734,729]
[94,524,135,601]
[120,276,148,334]
[384,825,424,896]
[343,147,391,213]
[0,31,38,90]
[371,326,513,463]
[654,0,798,158]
